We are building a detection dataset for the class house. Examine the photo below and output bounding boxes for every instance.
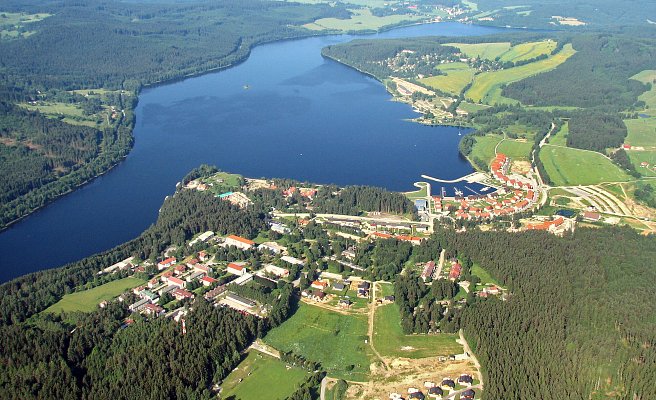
[383,295,395,303]
[461,389,475,399]
[415,199,428,211]
[458,374,473,385]
[440,379,455,390]
[224,234,255,250]
[358,281,371,290]
[448,263,462,280]
[258,241,287,254]
[421,261,435,282]
[186,271,205,282]
[263,264,289,278]
[173,264,186,275]
[338,299,352,308]
[409,392,425,400]
[270,222,291,234]
[198,251,209,261]
[142,303,165,317]
[311,290,326,301]
[357,288,369,298]
[233,272,254,286]
[333,282,346,291]
[200,276,217,287]
[139,289,159,303]
[160,271,173,282]
[227,262,248,276]
[172,288,194,301]
[204,284,227,300]
[157,257,176,270]
[189,230,214,247]
[167,276,186,289]
[194,264,211,274]
[148,278,159,289]
[311,280,329,290]
[427,386,443,397]
[341,249,356,259]
[129,298,149,312]
[281,255,305,267]
[158,285,176,296]
[582,211,601,222]
[226,293,256,308]
[186,258,199,268]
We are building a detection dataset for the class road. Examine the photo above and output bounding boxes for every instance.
[459,329,483,387]
[320,377,328,400]
[435,248,446,279]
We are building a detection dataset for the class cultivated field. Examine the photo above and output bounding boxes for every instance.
[43,277,146,314]
[632,70,656,116]
[220,351,308,400]
[303,8,423,32]
[263,303,372,381]
[465,43,576,104]
[625,118,656,147]
[419,62,476,95]
[446,42,510,60]
[373,302,462,359]
[19,102,104,128]
[540,145,631,186]
[498,40,556,63]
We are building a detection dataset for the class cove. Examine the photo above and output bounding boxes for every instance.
[0,22,504,283]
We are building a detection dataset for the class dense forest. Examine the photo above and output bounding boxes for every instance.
[566,111,628,151]
[428,227,656,399]
[312,185,417,217]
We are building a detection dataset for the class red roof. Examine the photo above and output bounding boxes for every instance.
[312,280,328,288]
[372,231,393,239]
[158,257,176,266]
[227,263,244,271]
[201,276,217,283]
[226,235,255,245]
[449,263,462,279]
[168,276,184,286]
[172,288,194,299]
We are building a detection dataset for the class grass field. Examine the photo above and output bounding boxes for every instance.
[263,303,371,381]
[466,43,576,104]
[458,101,490,114]
[43,277,145,314]
[469,134,503,165]
[373,303,462,359]
[625,118,656,147]
[405,182,428,200]
[497,139,532,160]
[303,8,423,31]
[549,122,569,146]
[540,145,631,186]
[471,264,500,286]
[498,40,556,63]
[19,102,104,127]
[220,351,308,400]
[629,151,656,177]
[631,70,656,116]
[419,62,476,95]
[445,42,510,60]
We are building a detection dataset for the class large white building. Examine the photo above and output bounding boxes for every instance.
[224,235,255,250]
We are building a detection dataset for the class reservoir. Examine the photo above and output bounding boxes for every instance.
[0,22,503,282]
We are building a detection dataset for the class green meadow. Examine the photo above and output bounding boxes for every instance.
[43,277,145,314]
[540,145,631,186]
[220,351,308,400]
[263,303,371,381]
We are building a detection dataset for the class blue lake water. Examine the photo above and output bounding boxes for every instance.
[0,22,504,282]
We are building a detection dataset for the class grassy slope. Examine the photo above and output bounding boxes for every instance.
[540,145,631,186]
[624,118,656,147]
[303,8,423,31]
[373,302,462,359]
[497,139,532,160]
[419,62,476,95]
[263,303,371,381]
[498,40,556,63]
[466,43,576,104]
[446,42,510,60]
[470,134,503,165]
[43,277,146,314]
[220,351,308,400]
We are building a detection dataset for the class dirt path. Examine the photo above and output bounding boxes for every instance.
[368,282,389,370]
[458,329,483,388]
[436,248,446,279]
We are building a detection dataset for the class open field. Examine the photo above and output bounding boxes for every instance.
[472,264,501,287]
[540,145,631,186]
[629,151,656,177]
[404,182,429,200]
[498,40,556,63]
[466,43,576,104]
[458,101,490,114]
[497,139,532,160]
[220,351,308,400]
[263,303,371,381]
[302,8,424,32]
[625,118,656,147]
[446,42,510,60]
[43,277,145,314]
[0,12,51,39]
[469,134,503,165]
[419,62,475,95]
[549,122,569,146]
[373,303,462,359]
[19,102,104,128]
[631,70,656,116]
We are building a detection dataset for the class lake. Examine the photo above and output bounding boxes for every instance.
[0,22,504,282]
